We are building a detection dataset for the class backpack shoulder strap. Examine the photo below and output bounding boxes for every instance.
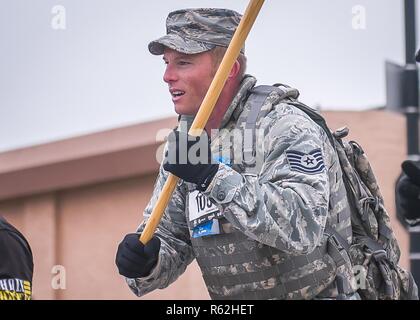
[241,85,283,165]
[287,100,336,149]
[244,84,336,149]
[244,84,295,129]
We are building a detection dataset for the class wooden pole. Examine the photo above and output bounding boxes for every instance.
[140,0,265,244]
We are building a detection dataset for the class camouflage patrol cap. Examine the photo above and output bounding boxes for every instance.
[148,8,244,55]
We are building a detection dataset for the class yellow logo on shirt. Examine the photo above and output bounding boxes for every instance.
[0,279,31,300]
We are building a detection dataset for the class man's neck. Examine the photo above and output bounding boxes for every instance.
[204,81,239,136]
[205,110,224,136]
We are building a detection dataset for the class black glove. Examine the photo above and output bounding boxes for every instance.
[396,160,420,226]
[163,130,219,191]
[115,233,161,278]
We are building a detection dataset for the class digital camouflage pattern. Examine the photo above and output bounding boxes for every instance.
[336,138,418,299]
[148,8,244,55]
[126,75,358,299]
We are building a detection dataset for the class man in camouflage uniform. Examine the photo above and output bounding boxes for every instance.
[115,8,358,300]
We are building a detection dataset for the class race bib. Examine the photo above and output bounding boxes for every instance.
[188,190,222,227]
[188,190,223,237]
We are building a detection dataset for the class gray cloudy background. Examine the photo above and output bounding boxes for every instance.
[0,0,413,152]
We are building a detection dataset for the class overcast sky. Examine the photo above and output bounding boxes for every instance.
[0,0,414,152]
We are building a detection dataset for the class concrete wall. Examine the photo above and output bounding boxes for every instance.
[0,111,410,299]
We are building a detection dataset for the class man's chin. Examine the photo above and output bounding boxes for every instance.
[174,105,197,116]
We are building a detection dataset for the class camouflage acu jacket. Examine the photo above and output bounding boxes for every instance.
[126,75,355,299]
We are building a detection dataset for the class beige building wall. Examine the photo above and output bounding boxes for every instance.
[0,111,410,299]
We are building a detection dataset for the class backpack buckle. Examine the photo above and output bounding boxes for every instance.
[327,233,349,268]
[333,127,349,139]
[372,249,387,262]
[329,234,342,249]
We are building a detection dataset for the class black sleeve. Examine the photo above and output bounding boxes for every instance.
[0,230,33,280]
[0,225,34,300]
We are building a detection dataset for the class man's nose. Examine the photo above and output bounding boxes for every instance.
[163,64,177,83]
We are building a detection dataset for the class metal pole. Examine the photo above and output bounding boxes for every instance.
[404,0,420,287]
[405,0,417,64]
[406,106,420,156]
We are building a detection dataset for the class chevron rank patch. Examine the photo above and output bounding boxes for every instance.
[285,148,325,175]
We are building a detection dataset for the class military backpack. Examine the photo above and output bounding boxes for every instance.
[244,84,418,300]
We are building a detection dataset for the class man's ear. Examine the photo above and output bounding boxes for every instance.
[227,60,240,82]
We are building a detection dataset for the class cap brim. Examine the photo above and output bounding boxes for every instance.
[148,33,215,55]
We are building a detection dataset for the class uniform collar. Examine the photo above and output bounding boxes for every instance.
[219,74,257,129]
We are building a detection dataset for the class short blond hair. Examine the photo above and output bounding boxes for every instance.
[209,46,247,82]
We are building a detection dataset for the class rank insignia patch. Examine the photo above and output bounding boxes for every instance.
[286,148,325,175]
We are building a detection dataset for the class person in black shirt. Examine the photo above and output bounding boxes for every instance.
[0,216,33,300]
